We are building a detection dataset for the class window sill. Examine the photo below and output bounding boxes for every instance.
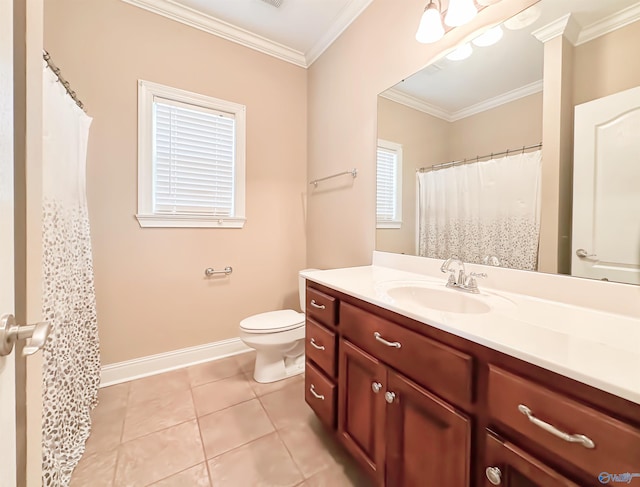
[135,214,246,228]
[377,221,402,229]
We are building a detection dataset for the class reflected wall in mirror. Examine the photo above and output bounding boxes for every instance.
[376,0,640,285]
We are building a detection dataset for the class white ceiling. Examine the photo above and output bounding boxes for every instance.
[384,0,640,120]
[123,0,373,67]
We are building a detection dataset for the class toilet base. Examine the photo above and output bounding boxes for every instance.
[253,349,305,384]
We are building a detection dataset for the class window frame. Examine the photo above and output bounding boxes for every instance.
[136,79,247,228]
[376,139,403,229]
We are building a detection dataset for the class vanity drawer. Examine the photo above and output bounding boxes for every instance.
[306,287,338,328]
[340,301,473,405]
[305,318,336,377]
[305,360,336,428]
[488,365,640,479]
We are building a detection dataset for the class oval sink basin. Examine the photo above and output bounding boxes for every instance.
[386,286,491,314]
[376,280,515,315]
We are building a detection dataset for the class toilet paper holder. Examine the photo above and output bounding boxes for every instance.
[204,266,233,277]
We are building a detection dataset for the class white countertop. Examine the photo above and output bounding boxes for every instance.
[302,265,640,405]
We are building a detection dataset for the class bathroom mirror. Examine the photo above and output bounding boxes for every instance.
[376,0,640,285]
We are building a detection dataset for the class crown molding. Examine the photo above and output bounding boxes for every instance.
[382,79,543,123]
[532,13,581,44]
[122,0,307,67]
[306,0,374,66]
[123,0,373,68]
[450,80,543,121]
[380,89,453,122]
[576,2,640,46]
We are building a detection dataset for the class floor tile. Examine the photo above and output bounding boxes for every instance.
[187,356,245,388]
[113,420,204,487]
[95,382,130,412]
[299,464,373,487]
[244,371,304,397]
[192,374,255,417]
[70,448,118,487]
[199,398,275,459]
[128,369,190,406]
[85,405,127,456]
[259,380,314,430]
[279,417,349,479]
[234,350,256,373]
[149,463,211,487]
[121,389,195,442]
[208,433,303,487]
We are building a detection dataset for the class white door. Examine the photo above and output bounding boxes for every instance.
[0,0,18,483]
[572,86,640,284]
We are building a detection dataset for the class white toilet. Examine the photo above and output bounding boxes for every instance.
[239,269,317,383]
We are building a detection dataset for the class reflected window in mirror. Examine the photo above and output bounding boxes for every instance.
[376,140,403,229]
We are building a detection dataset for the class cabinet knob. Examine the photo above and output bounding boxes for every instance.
[485,466,502,485]
[384,391,396,404]
[371,382,382,394]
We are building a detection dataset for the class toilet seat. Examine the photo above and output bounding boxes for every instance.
[240,310,304,334]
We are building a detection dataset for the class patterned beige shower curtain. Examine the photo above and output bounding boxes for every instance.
[41,60,100,486]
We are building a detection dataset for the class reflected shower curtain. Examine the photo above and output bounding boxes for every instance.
[417,150,542,271]
[41,61,100,486]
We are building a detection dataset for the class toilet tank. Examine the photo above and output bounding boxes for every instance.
[299,269,319,312]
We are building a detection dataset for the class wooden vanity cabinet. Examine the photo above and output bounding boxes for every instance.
[304,282,640,487]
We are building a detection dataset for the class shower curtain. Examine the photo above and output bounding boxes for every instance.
[417,150,542,271]
[41,61,100,486]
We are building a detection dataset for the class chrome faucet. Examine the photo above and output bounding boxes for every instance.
[440,257,487,294]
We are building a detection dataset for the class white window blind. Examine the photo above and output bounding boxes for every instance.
[377,146,398,222]
[137,80,246,228]
[153,99,236,216]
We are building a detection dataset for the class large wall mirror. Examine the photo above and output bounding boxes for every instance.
[376,0,640,285]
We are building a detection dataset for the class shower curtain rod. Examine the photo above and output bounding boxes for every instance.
[42,50,85,111]
[417,142,542,173]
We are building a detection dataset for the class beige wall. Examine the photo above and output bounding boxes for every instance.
[45,0,308,365]
[376,97,449,255]
[376,92,543,255]
[449,92,543,160]
[307,0,539,269]
[574,20,640,106]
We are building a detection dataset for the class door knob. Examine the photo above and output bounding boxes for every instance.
[575,248,597,258]
[371,382,382,394]
[0,314,51,357]
[384,391,396,404]
[485,466,502,485]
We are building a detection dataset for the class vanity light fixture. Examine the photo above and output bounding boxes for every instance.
[446,42,473,61]
[416,0,445,44]
[476,0,501,5]
[444,0,477,27]
[472,25,504,47]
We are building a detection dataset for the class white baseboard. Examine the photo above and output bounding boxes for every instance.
[100,337,252,388]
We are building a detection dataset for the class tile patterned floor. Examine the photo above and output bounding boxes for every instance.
[71,352,371,486]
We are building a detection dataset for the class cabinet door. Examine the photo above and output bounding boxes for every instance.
[338,339,386,485]
[483,432,580,487]
[385,370,471,487]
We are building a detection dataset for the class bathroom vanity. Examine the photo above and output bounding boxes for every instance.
[301,261,640,487]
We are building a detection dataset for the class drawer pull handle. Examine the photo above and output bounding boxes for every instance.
[517,404,595,449]
[309,338,325,351]
[371,382,382,394]
[310,300,326,310]
[485,466,502,485]
[310,384,325,401]
[385,391,396,404]
[374,332,401,349]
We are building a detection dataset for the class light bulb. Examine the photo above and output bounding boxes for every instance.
[416,2,445,44]
[446,43,473,61]
[472,25,503,47]
[444,0,477,27]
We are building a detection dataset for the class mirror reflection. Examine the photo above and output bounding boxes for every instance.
[376,0,640,285]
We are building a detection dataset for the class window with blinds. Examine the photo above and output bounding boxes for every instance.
[376,140,403,229]
[136,80,246,228]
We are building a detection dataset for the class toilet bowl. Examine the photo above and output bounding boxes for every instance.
[239,269,318,383]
